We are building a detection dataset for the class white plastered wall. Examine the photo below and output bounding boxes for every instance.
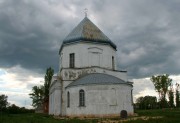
[65,84,134,116]
[49,80,61,115]
[60,43,117,70]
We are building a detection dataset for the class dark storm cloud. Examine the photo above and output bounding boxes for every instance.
[67,0,180,78]
[0,0,67,73]
[0,0,180,78]
[94,0,180,78]
[116,1,180,78]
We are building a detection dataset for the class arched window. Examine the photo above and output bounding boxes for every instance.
[79,89,85,106]
[67,91,70,107]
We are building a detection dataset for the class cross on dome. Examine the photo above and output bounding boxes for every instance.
[84,8,88,17]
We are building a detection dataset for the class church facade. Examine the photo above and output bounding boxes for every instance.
[49,16,134,117]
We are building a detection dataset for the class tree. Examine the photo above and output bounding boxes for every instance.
[29,85,44,108]
[150,74,172,108]
[175,83,180,108]
[8,104,20,114]
[0,94,8,111]
[136,96,157,109]
[43,67,54,113]
[29,67,54,113]
[168,84,174,108]
[44,67,54,101]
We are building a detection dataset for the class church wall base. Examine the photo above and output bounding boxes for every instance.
[54,113,134,119]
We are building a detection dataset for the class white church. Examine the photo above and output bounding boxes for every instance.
[49,15,134,117]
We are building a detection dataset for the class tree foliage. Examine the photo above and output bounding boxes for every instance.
[150,74,172,108]
[168,85,174,108]
[7,104,34,114]
[176,83,180,108]
[29,67,54,112]
[44,67,54,101]
[0,94,8,111]
[136,96,157,109]
[29,86,44,108]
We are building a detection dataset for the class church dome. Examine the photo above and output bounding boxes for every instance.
[60,17,116,53]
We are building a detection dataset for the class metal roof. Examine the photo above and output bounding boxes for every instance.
[66,73,132,88]
[60,17,116,53]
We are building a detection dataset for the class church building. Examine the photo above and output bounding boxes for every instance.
[49,15,134,117]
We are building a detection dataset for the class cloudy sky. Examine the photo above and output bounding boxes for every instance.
[0,0,180,108]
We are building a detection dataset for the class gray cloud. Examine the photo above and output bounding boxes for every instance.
[0,0,180,78]
[0,0,65,72]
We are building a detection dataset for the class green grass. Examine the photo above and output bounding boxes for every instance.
[0,113,98,123]
[129,108,180,123]
[0,109,180,123]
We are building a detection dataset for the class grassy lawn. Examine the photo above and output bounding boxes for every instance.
[0,113,98,123]
[130,108,180,123]
[0,109,180,123]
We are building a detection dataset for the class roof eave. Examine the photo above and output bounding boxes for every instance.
[65,82,133,89]
[59,38,117,54]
